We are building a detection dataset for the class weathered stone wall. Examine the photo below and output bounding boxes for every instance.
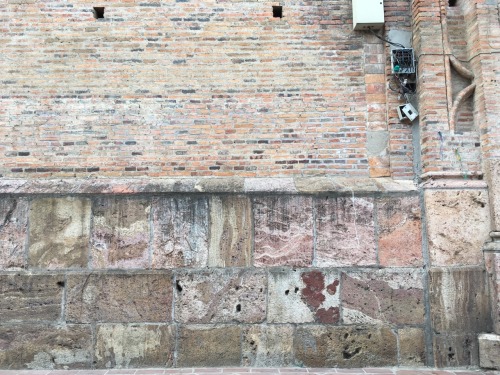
[0,177,495,369]
[0,0,414,178]
[0,179,434,369]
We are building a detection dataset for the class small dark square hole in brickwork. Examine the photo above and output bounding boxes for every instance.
[272,6,283,18]
[448,0,457,6]
[93,7,105,19]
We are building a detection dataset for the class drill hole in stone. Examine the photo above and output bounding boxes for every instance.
[285,289,290,295]
[236,303,241,312]
[294,287,299,293]
[272,6,283,18]
[93,7,105,19]
[176,280,183,292]
[448,0,457,6]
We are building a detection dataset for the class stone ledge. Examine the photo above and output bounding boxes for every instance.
[0,177,417,195]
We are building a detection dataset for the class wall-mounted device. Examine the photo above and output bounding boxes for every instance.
[397,103,419,122]
[391,48,416,75]
[352,0,385,30]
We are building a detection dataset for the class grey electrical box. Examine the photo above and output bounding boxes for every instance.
[352,0,385,30]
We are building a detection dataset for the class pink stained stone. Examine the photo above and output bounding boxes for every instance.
[253,196,313,267]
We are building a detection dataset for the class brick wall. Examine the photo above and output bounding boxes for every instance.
[0,0,414,178]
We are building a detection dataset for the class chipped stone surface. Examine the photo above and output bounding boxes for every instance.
[94,324,174,368]
[294,325,397,367]
[398,328,426,366]
[377,196,422,267]
[429,267,492,333]
[91,197,150,269]
[175,269,266,323]
[341,269,425,325]
[208,195,252,267]
[433,333,479,367]
[268,269,340,324]
[425,189,490,266]
[152,196,208,268]
[244,178,297,193]
[194,178,244,193]
[0,324,92,369]
[0,198,28,270]
[29,197,91,269]
[478,333,500,370]
[315,197,376,267]
[242,325,295,367]
[177,325,241,367]
[254,196,313,267]
[66,272,172,323]
[0,274,63,323]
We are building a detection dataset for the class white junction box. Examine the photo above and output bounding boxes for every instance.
[352,0,385,31]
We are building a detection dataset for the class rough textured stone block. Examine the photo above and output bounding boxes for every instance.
[377,196,422,267]
[0,274,63,323]
[425,189,490,266]
[0,324,92,369]
[485,251,500,333]
[294,325,397,367]
[478,333,500,370]
[0,198,28,270]
[254,196,313,267]
[152,196,208,268]
[175,269,266,323]
[94,324,174,368]
[208,195,252,267]
[315,197,376,267]
[177,325,241,367]
[429,267,492,333]
[268,269,340,324]
[29,197,91,269]
[91,197,150,269]
[341,269,424,325]
[398,328,426,366]
[242,325,294,367]
[66,272,172,323]
[433,333,479,368]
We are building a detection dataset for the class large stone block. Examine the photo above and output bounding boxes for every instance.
[94,324,174,368]
[398,328,426,366]
[433,333,479,368]
[485,251,500,333]
[0,198,28,270]
[341,269,425,325]
[152,196,209,268]
[91,197,150,269]
[29,197,91,269]
[294,325,397,367]
[429,267,492,333]
[424,189,490,266]
[377,196,422,267]
[268,269,340,324]
[177,325,241,367]
[315,197,376,267]
[0,324,92,369]
[478,333,500,370]
[175,269,266,323]
[0,274,63,323]
[66,272,172,323]
[253,196,313,267]
[208,195,252,267]
[242,325,295,367]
